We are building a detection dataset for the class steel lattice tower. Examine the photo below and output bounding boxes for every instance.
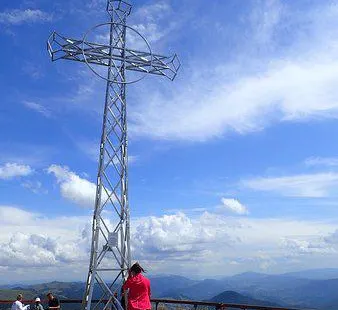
[47,1,180,310]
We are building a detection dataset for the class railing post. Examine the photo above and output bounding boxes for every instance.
[217,304,226,310]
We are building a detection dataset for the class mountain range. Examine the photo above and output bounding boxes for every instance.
[2,269,338,309]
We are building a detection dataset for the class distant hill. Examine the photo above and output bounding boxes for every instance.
[153,272,338,309]
[0,289,36,300]
[2,269,338,310]
[26,281,85,299]
[322,297,338,310]
[283,268,338,280]
[283,278,338,309]
[160,278,227,300]
[149,275,197,297]
[209,290,280,307]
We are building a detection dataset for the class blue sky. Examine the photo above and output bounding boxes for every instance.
[1,0,338,283]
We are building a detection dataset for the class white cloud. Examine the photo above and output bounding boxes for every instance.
[0,206,90,273]
[325,229,338,245]
[131,23,167,47]
[0,206,38,226]
[129,1,175,48]
[305,157,338,167]
[135,1,171,21]
[134,212,226,256]
[21,180,47,194]
[249,0,284,47]
[241,173,338,197]
[0,9,52,25]
[130,55,338,141]
[218,198,249,215]
[132,211,338,277]
[0,205,337,282]
[281,237,336,256]
[128,1,338,141]
[47,165,115,208]
[22,101,51,117]
[94,1,173,50]
[0,232,84,267]
[0,163,33,180]
[47,165,96,208]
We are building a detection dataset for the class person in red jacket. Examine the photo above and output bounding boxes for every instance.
[122,263,151,310]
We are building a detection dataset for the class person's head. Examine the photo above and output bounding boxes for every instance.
[35,298,41,304]
[129,262,146,276]
[17,294,23,301]
[46,293,54,301]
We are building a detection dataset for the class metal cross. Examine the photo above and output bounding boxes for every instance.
[47,1,180,310]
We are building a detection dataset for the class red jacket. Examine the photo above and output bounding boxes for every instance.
[122,274,151,310]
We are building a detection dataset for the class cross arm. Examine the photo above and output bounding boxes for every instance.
[47,32,180,81]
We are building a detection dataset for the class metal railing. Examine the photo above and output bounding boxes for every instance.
[0,298,312,310]
[152,298,311,310]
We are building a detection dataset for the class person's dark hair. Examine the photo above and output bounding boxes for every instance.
[17,294,23,301]
[46,292,53,297]
[130,262,146,275]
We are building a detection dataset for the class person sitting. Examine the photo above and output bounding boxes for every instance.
[31,298,44,310]
[46,293,60,310]
[122,262,151,310]
[11,294,30,310]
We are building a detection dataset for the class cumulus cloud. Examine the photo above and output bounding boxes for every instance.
[0,9,52,25]
[131,211,338,276]
[47,165,96,208]
[0,163,33,180]
[0,205,338,282]
[241,173,338,197]
[134,212,228,258]
[0,232,85,267]
[0,206,91,274]
[0,206,90,269]
[218,198,249,215]
[47,165,116,208]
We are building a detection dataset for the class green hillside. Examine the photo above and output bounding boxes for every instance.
[0,289,36,300]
